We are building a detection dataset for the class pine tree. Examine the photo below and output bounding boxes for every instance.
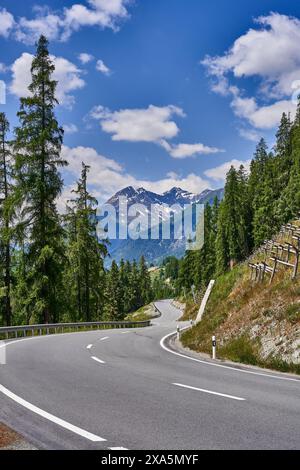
[139,256,152,305]
[104,260,123,320]
[248,139,278,246]
[13,36,67,323]
[215,201,229,276]
[276,98,300,223]
[65,163,107,321]
[128,260,141,311]
[0,113,13,325]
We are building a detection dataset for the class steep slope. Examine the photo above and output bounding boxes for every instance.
[181,223,300,374]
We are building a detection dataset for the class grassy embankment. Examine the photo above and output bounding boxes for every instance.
[181,230,300,374]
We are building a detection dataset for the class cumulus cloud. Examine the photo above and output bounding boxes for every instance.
[10,53,85,108]
[231,93,296,129]
[96,59,111,75]
[89,104,223,158]
[204,159,251,183]
[0,8,15,37]
[7,1,131,44]
[238,128,262,142]
[90,104,185,142]
[203,13,300,129]
[78,52,94,64]
[63,123,79,134]
[160,140,224,158]
[0,62,8,73]
[59,144,212,208]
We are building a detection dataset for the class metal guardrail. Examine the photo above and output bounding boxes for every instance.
[0,319,151,340]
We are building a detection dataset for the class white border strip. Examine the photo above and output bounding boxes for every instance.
[0,384,106,442]
[160,331,300,383]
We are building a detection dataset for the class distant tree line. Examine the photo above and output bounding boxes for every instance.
[175,106,300,295]
[0,36,153,326]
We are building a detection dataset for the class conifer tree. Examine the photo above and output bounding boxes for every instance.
[65,163,107,321]
[13,36,67,323]
[276,98,300,223]
[104,260,123,320]
[139,256,152,305]
[0,113,13,325]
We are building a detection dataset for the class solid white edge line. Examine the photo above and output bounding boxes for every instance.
[0,384,106,442]
[91,356,106,364]
[121,331,130,334]
[173,382,245,401]
[100,337,109,341]
[160,330,300,383]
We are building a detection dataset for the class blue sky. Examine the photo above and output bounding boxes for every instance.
[1,0,300,205]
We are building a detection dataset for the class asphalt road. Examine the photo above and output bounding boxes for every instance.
[0,300,299,450]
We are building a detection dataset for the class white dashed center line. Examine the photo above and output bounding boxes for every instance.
[91,356,106,365]
[173,383,246,401]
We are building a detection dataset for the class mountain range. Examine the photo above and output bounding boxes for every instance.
[103,186,224,266]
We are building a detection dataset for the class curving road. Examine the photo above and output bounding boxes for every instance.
[0,300,299,450]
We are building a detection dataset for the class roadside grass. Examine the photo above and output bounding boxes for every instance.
[181,264,246,355]
[181,252,300,375]
[125,304,157,322]
[179,300,198,321]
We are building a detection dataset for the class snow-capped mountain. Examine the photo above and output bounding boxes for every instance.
[107,186,223,210]
[103,186,224,266]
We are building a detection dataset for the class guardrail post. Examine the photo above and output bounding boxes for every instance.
[177,325,181,340]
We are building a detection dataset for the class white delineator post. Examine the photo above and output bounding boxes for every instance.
[212,336,216,360]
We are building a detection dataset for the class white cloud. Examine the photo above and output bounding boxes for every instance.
[231,93,296,129]
[96,59,111,75]
[9,1,131,44]
[15,10,64,44]
[90,104,185,142]
[10,53,85,108]
[89,104,223,158]
[63,123,79,134]
[238,128,261,142]
[0,8,15,37]
[160,140,224,158]
[78,52,94,64]
[59,144,212,208]
[10,53,33,98]
[204,159,251,183]
[0,62,8,73]
[203,13,300,129]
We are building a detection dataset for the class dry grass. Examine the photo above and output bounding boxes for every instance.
[0,423,21,448]
[179,301,199,321]
[181,226,300,374]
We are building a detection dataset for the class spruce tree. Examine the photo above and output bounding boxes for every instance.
[276,98,300,223]
[0,113,13,325]
[104,260,123,320]
[139,256,152,305]
[13,36,67,323]
[65,163,107,321]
